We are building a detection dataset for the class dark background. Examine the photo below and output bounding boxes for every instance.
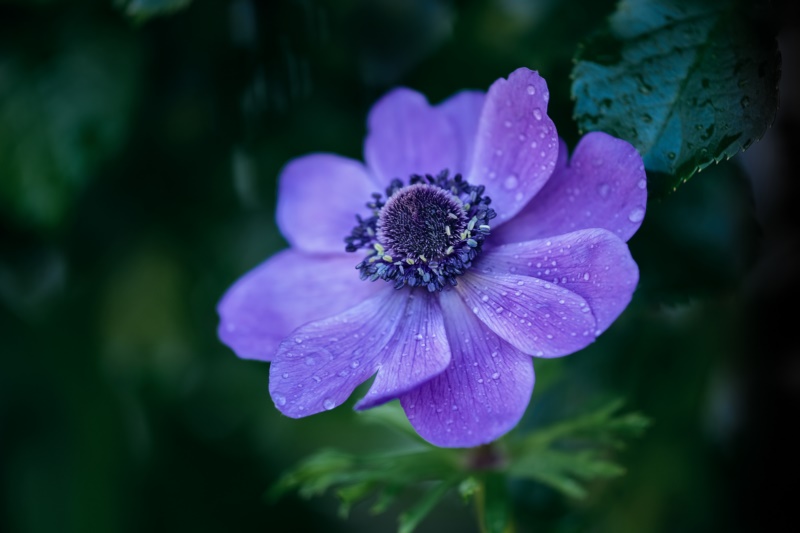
[1,0,797,532]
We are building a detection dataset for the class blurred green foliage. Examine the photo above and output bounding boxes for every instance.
[0,0,794,532]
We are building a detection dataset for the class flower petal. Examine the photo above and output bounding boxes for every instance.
[468,68,559,224]
[355,293,450,410]
[399,290,534,448]
[494,133,647,244]
[437,90,485,175]
[364,88,459,186]
[217,250,381,361]
[456,260,597,358]
[276,154,377,253]
[269,290,449,417]
[479,229,639,334]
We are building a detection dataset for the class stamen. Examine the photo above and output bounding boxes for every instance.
[344,170,496,292]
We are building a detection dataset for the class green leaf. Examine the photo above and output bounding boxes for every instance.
[571,0,779,193]
[506,400,649,499]
[0,23,141,230]
[270,447,461,511]
[398,481,454,533]
[115,0,193,22]
[356,401,428,444]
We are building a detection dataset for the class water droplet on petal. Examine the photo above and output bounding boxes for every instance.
[491,372,500,380]
[504,175,519,189]
[628,206,645,223]
[323,398,336,410]
[275,395,286,406]
[533,108,542,121]
[294,337,303,344]
[526,85,536,95]
[597,183,610,198]
[638,178,647,189]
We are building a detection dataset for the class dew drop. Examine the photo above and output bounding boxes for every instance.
[628,206,645,223]
[491,372,500,380]
[323,398,336,410]
[526,85,536,95]
[351,360,360,368]
[504,175,519,189]
[481,295,489,302]
[294,337,303,344]
[597,183,610,198]
[533,108,542,121]
[305,357,316,366]
[282,372,289,379]
[275,395,286,406]
[583,272,590,281]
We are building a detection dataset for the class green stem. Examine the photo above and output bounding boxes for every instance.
[474,479,488,533]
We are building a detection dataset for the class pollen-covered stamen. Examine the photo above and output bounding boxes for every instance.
[345,170,496,292]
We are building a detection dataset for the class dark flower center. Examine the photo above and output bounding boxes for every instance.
[345,171,496,292]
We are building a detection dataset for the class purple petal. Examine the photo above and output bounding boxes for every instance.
[468,68,559,225]
[479,229,639,334]
[217,250,381,361]
[269,290,450,417]
[455,260,597,358]
[364,88,459,186]
[494,133,647,244]
[437,90,485,176]
[276,154,377,253]
[355,293,450,410]
[399,290,534,448]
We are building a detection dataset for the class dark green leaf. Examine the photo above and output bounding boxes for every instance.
[397,481,454,533]
[507,401,649,499]
[572,0,779,193]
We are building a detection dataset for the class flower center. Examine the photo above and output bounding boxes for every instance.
[378,183,466,261]
[345,171,496,292]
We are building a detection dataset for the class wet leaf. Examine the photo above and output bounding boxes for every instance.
[571,0,779,193]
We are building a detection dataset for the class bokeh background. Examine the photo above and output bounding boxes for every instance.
[1,0,798,532]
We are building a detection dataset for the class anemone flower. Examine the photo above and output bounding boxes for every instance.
[218,67,646,447]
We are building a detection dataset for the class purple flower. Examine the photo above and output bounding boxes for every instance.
[217,68,646,448]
